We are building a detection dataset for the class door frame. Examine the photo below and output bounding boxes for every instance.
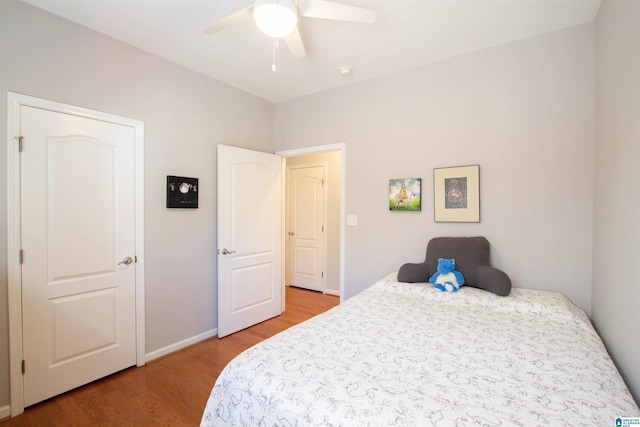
[276,143,345,301]
[6,92,146,416]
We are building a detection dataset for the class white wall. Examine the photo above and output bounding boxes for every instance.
[0,0,274,408]
[593,0,640,404]
[285,152,342,295]
[275,24,596,312]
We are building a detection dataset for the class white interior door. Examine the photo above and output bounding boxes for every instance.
[20,105,137,407]
[217,145,283,338]
[287,165,326,292]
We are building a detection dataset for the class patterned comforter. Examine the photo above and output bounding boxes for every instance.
[201,273,639,426]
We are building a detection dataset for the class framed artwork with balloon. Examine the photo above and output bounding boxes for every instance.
[389,178,421,211]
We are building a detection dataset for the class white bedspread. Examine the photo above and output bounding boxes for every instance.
[201,273,639,426]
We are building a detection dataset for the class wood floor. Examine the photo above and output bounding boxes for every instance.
[1,286,339,426]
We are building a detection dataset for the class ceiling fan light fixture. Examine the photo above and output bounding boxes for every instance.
[254,0,298,39]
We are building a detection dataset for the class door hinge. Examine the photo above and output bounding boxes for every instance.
[135,255,138,263]
[17,136,24,152]
[321,179,325,187]
[21,360,25,374]
[322,272,324,278]
[322,226,324,232]
[19,249,24,264]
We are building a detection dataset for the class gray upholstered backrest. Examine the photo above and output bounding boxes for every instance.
[397,236,511,296]
[425,236,490,286]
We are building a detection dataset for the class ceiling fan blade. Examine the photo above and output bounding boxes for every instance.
[298,0,377,24]
[283,26,306,58]
[202,4,254,35]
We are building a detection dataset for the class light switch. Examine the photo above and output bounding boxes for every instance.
[347,214,358,226]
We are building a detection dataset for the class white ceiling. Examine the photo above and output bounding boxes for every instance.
[20,0,601,104]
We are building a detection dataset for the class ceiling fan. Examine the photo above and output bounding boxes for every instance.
[202,0,377,69]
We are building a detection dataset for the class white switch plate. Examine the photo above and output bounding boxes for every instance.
[347,214,358,226]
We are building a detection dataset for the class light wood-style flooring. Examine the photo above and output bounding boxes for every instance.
[1,286,339,426]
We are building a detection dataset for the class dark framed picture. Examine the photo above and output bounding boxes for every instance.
[433,165,479,222]
[166,176,198,208]
[389,178,421,211]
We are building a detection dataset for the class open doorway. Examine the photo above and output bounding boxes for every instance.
[285,152,340,296]
[278,144,344,299]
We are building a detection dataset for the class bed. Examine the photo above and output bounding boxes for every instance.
[201,237,639,426]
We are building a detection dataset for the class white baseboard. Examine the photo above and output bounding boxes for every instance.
[0,404,11,420]
[145,328,217,362]
[325,289,340,296]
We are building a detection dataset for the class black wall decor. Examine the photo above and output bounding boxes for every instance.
[166,175,198,208]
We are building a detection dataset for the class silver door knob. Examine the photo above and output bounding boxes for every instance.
[221,248,236,255]
[118,256,133,265]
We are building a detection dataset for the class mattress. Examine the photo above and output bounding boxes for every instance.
[201,273,639,426]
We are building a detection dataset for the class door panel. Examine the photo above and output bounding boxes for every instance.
[232,263,274,310]
[21,106,137,407]
[232,163,276,254]
[51,288,117,362]
[48,136,116,279]
[288,166,326,292]
[217,145,282,338]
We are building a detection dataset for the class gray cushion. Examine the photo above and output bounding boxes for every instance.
[476,265,511,297]
[397,261,429,283]
[397,236,511,296]
[425,237,489,286]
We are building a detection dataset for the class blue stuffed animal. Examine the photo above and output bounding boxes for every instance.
[429,258,465,292]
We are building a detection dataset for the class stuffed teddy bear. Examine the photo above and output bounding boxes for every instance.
[429,258,465,292]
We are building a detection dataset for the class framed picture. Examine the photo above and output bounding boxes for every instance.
[389,178,421,211]
[166,175,199,208]
[433,165,479,222]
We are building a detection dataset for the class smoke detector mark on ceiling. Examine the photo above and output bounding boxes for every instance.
[338,66,352,77]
